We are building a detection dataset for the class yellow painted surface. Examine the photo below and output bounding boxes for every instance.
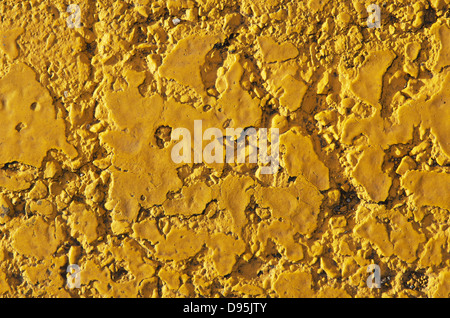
[0,0,449,298]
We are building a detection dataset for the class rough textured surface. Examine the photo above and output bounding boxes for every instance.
[0,0,449,298]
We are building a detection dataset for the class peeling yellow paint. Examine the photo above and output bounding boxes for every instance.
[0,0,449,299]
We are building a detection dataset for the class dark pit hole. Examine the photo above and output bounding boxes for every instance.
[155,125,172,149]
[15,122,26,132]
[288,176,297,183]
[111,267,128,282]
[423,7,437,27]
[402,270,428,291]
